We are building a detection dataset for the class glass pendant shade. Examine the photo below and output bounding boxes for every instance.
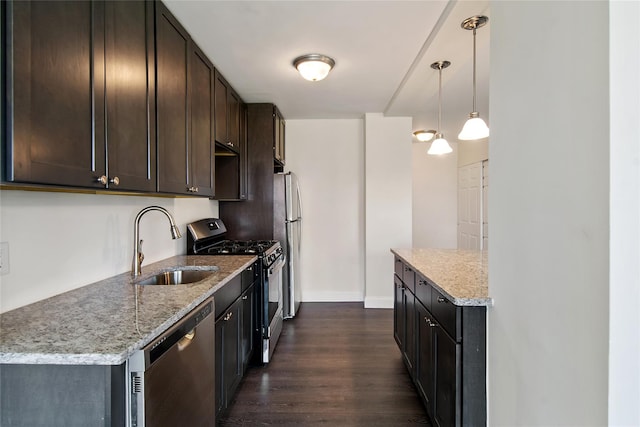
[427,134,453,155]
[413,130,436,141]
[458,113,490,140]
[293,54,335,81]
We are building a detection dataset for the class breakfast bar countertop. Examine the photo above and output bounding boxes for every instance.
[391,248,491,306]
[0,255,256,366]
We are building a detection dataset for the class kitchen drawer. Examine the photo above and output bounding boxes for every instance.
[241,261,258,292]
[415,275,431,309]
[431,287,461,342]
[394,257,404,279]
[403,264,416,294]
[214,274,242,320]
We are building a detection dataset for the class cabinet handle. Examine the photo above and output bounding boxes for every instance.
[109,176,120,186]
[187,186,199,193]
[96,175,108,185]
[424,317,439,328]
[227,141,234,147]
[437,297,448,304]
[242,295,248,300]
[224,312,233,321]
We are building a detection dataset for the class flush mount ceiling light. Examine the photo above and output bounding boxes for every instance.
[428,61,453,155]
[293,54,335,82]
[458,15,490,140]
[413,130,437,142]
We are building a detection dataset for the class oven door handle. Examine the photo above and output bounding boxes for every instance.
[268,256,286,274]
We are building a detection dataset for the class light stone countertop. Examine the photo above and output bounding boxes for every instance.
[0,255,256,365]
[391,248,491,306]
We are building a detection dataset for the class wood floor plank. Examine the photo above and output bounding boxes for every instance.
[219,302,430,426]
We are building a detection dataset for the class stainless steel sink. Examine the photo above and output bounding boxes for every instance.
[136,269,215,286]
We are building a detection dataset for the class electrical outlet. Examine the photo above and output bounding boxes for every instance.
[0,242,10,275]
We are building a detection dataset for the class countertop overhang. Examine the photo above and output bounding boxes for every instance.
[0,255,257,365]
[391,248,491,306]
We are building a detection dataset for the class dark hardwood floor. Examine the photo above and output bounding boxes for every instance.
[219,302,430,426]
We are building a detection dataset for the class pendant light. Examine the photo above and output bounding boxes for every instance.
[413,129,437,142]
[458,15,489,140]
[293,54,335,81]
[428,61,453,155]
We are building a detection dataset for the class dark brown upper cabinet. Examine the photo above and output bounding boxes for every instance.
[104,0,156,192]
[155,1,214,197]
[5,1,105,188]
[274,106,286,168]
[4,0,156,192]
[213,70,247,201]
[214,71,241,153]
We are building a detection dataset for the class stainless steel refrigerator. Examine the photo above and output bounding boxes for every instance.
[274,172,302,319]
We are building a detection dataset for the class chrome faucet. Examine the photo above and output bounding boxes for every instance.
[132,206,182,277]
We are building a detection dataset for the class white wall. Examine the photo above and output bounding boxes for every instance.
[488,1,609,425]
[412,141,458,249]
[0,190,218,312]
[285,119,366,302]
[458,139,488,167]
[364,113,412,308]
[609,1,640,424]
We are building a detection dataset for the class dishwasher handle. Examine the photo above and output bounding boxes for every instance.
[177,329,195,351]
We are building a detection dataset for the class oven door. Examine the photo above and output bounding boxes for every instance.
[263,254,285,363]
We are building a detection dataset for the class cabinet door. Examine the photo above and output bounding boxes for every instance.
[156,2,190,195]
[403,287,416,375]
[215,298,242,416]
[433,327,461,427]
[241,284,255,372]
[189,44,215,197]
[214,71,228,147]
[239,102,248,200]
[227,88,241,150]
[104,0,155,192]
[416,302,435,420]
[6,0,105,187]
[393,276,404,349]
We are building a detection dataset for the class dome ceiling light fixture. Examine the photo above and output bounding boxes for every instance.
[413,130,437,142]
[293,54,335,82]
[428,61,453,155]
[458,15,490,141]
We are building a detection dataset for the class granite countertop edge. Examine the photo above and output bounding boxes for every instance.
[391,248,492,307]
[0,254,257,365]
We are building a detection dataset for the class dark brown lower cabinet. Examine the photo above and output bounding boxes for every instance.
[394,256,486,427]
[215,267,258,419]
[215,296,242,417]
[0,364,125,426]
[433,325,461,427]
[393,275,404,348]
[403,285,416,375]
[416,301,435,420]
[241,284,256,373]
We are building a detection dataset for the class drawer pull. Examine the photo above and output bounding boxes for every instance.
[424,317,439,328]
[437,296,448,304]
[224,312,233,321]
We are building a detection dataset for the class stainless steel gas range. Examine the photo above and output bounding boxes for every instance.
[186,218,284,364]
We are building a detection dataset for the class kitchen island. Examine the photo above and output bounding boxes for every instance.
[0,254,256,426]
[391,248,490,427]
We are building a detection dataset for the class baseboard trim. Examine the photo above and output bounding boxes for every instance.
[364,296,393,309]
[302,291,363,302]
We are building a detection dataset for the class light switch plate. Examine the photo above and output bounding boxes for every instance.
[0,242,10,275]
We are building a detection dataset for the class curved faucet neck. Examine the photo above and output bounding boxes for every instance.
[132,206,182,277]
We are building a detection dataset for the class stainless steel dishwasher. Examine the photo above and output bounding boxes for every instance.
[127,297,215,427]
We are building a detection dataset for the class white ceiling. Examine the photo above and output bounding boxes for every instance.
[164,0,490,140]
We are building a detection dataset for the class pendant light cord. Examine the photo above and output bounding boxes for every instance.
[472,27,477,113]
[438,65,442,132]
